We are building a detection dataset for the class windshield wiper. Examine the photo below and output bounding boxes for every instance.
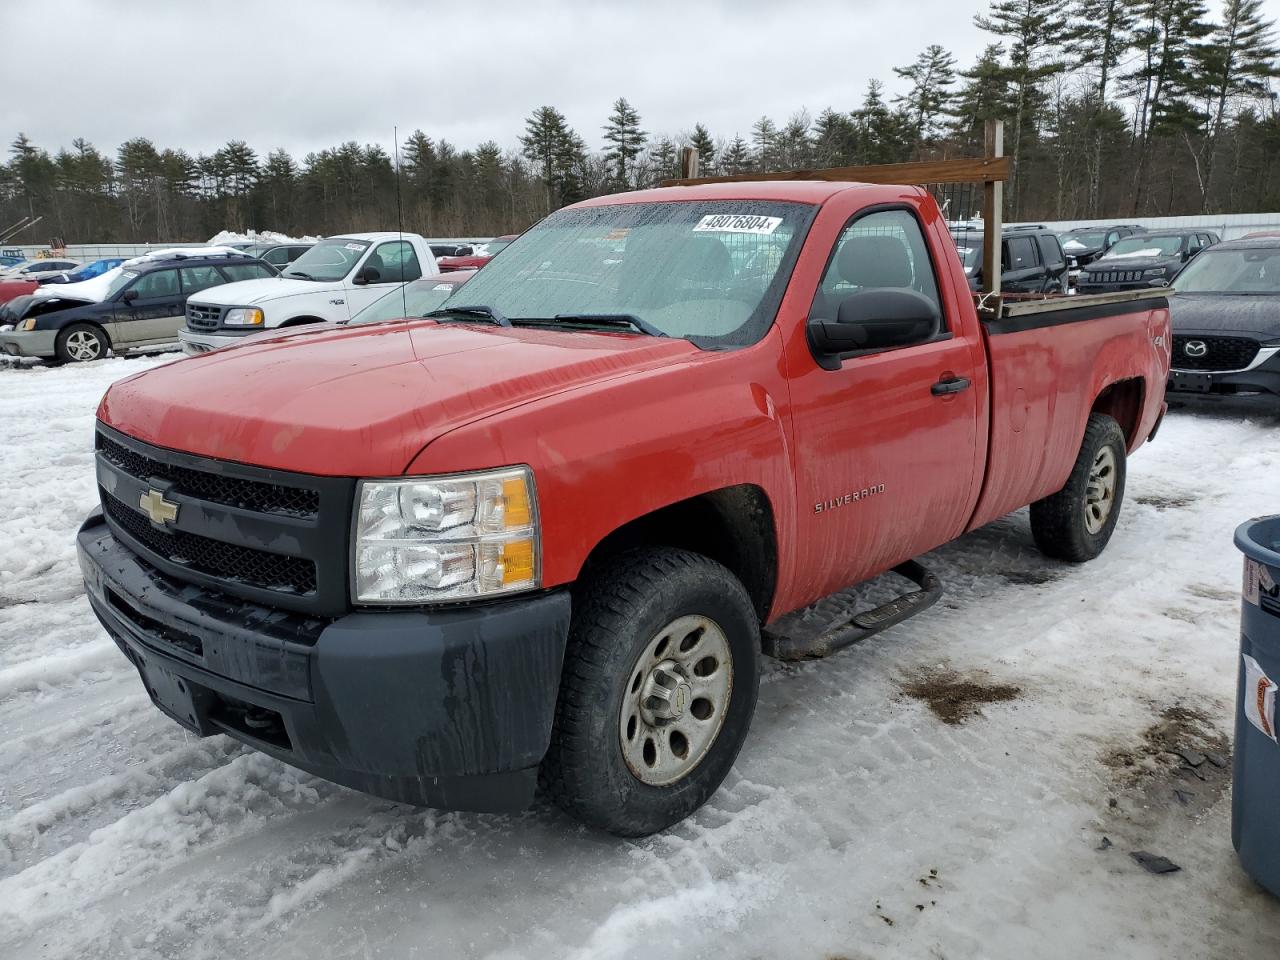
[426,304,512,327]
[285,270,315,280]
[546,313,668,337]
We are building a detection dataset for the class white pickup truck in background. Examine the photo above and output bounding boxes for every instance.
[178,232,439,354]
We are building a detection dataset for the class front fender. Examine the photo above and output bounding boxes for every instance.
[404,328,797,596]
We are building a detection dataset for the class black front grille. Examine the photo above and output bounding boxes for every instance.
[1090,269,1143,283]
[104,492,317,595]
[186,303,222,330]
[98,434,319,518]
[1171,335,1260,372]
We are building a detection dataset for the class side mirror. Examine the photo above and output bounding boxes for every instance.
[121,288,139,303]
[352,266,381,285]
[807,289,941,370]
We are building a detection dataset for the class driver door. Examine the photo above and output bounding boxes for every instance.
[345,240,423,314]
[785,206,985,601]
[112,269,183,345]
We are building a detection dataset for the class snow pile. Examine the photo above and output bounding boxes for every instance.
[207,229,320,246]
[0,360,1278,958]
[1102,248,1165,260]
[30,267,122,303]
[1062,239,1089,251]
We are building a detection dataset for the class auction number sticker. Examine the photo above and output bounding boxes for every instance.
[1242,653,1278,742]
[693,214,782,235]
[344,242,368,252]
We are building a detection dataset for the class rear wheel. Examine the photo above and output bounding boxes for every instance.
[55,323,109,363]
[541,548,760,837]
[1030,413,1127,562]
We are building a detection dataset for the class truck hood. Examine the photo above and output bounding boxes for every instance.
[1169,292,1280,339]
[98,321,699,476]
[190,276,340,306]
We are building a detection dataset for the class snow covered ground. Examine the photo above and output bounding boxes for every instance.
[1,355,1278,959]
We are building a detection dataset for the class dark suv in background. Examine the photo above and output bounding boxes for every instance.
[950,225,1068,295]
[0,251,276,363]
[1077,230,1219,293]
[1166,235,1280,399]
[1059,224,1144,283]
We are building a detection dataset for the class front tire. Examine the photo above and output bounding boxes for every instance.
[55,323,109,363]
[542,548,761,837]
[1030,413,1127,562]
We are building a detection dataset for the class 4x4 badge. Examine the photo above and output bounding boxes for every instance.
[139,489,179,525]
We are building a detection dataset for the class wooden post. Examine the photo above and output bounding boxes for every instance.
[679,146,700,181]
[981,119,1004,302]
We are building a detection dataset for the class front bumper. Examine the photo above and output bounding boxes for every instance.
[1168,345,1280,397]
[0,329,57,358]
[77,509,571,812]
[178,327,257,355]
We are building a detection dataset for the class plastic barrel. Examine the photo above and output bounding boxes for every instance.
[1233,515,1280,897]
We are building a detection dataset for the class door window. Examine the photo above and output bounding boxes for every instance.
[264,248,289,266]
[131,269,179,299]
[810,208,944,336]
[1036,235,1065,269]
[369,240,423,283]
[179,266,225,295]
[1006,236,1038,271]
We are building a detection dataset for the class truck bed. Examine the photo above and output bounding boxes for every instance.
[966,287,1170,531]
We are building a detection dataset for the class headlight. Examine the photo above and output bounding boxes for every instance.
[21,318,37,331]
[354,466,539,604]
[1143,267,1168,278]
[224,307,264,326]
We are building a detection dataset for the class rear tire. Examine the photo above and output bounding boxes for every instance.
[1030,413,1127,562]
[55,323,109,363]
[541,547,761,837]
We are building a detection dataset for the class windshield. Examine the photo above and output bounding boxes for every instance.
[105,270,139,298]
[453,201,816,346]
[284,238,370,281]
[1062,232,1106,248]
[350,280,462,324]
[1174,247,1280,294]
[1105,236,1183,258]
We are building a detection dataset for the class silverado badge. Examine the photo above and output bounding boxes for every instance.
[139,489,179,525]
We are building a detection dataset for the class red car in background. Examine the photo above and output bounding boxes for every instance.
[437,234,518,271]
[0,279,38,307]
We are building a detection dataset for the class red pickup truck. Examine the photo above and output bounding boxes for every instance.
[78,181,1170,836]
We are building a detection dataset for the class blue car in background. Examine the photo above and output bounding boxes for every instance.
[0,255,25,269]
[37,258,125,285]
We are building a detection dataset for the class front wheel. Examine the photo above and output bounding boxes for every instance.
[1030,413,1127,562]
[541,548,761,837]
[55,323,109,363]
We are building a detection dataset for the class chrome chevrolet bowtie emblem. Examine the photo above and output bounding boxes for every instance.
[139,489,179,525]
[1184,340,1208,357]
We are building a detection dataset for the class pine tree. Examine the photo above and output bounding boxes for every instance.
[721,135,753,174]
[520,106,583,212]
[1197,0,1280,209]
[751,116,779,170]
[1123,0,1213,213]
[975,0,1070,216]
[602,97,647,188]
[855,81,915,164]
[951,45,1017,151]
[776,110,813,169]
[1067,0,1138,215]
[647,137,679,184]
[812,109,859,167]
[688,123,716,175]
[893,45,959,146]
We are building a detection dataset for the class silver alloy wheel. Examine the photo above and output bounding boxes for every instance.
[1084,445,1117,534]
[65,329,102,361]
[619,614,733,786]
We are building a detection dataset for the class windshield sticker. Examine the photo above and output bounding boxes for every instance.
[343,242,368,252]
[693,214,782,235]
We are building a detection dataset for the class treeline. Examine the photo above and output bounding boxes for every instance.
[2,0,1277,244]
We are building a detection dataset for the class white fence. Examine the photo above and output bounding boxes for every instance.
[1,238,494,262]
[1010,212,1280,241]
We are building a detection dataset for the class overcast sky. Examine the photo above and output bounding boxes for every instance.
[5,0,1280,162]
